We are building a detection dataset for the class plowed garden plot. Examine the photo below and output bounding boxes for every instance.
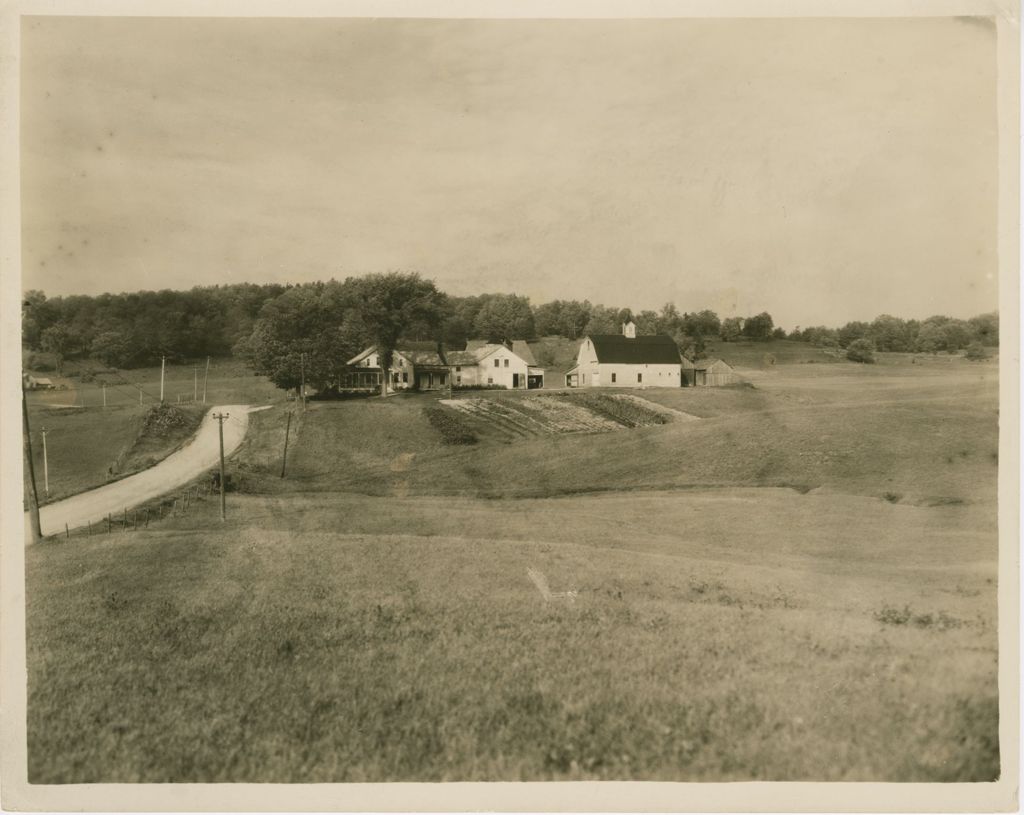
[438,393,673,442]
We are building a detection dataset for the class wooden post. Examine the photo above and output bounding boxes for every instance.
[145,509,150,528]
[123,507,127,531]
[203,356,210,404]
[107,514,111,534]
[133,510,138,531]
[65,522,69,539]
[160,356,166,403]
[280,410,292,478]
[22,388,42,542]
[88,520,92,536]
[213,412,229,521]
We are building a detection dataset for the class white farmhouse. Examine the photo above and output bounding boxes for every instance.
[447,341,544,389]
[343,341,450,392]
[565,321,682,388]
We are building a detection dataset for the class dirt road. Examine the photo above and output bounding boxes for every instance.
[32,404,272,538]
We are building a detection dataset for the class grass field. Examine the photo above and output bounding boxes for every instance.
[25,352,1001,782]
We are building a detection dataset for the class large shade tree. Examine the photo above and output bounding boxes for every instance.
[238,281,363,394]
[349,273,446,397]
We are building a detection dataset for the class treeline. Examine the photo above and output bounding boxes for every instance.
[22,284,288,372]
[22,278,999,376]
[791,313,998,354]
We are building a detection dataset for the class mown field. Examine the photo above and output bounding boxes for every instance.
[25,353,1001,782]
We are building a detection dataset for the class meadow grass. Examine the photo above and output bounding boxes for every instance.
[27,486,997,782]
[25,354,1001,782]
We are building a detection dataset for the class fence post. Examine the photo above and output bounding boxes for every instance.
[88,520,92,537]
[107,514,111,534]
[145,508,150,528]
[123,507,127,532]
[133,510,138,531]
[65,522,69,539]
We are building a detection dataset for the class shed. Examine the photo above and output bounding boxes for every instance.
[689,358,741,387]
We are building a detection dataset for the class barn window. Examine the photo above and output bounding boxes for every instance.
[637,373,643,383]
[457,375,462,384]
[504,359,509,367]
[611,373,617,383]
[494,359,500,368]
[488,377,493,385]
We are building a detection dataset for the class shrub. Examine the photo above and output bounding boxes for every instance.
[423,406,478,445]
[965,341,988,361]
[452,384,508,391]
[846,338,876,364]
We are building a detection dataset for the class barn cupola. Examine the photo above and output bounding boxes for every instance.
[622,320,637,339]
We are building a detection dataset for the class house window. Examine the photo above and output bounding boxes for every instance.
[398,358,404,367]
[637,373,643,383]
[455,366,462,372]
[457,375,462,384]
[393,373,400,384]
[494,359,500,368]
[402,372,408,383]
[504,359,509,368]
[487,377,493,385]
[611,373,616,383]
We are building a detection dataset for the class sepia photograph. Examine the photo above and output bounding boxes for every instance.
[2,3,1019,810]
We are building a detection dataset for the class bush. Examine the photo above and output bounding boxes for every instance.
[423,406,478,445]
[452,384,508,391]
[846,338,876,364]
[965,341,988,361]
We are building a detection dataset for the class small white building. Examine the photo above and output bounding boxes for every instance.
[447,341,543,389]
[565,321,682,388]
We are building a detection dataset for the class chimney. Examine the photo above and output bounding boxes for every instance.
[622,320,636,339]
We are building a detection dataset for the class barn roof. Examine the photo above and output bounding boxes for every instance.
[588,334,681,365]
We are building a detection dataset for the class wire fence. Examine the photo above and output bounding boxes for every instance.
[54,479,220,541]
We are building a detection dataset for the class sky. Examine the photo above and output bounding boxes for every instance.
[20,15,998,329]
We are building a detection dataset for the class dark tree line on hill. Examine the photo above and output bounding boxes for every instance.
[23,275,999,383]
[22,284,288,373]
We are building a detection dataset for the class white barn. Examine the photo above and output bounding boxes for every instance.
[565,321,682,388]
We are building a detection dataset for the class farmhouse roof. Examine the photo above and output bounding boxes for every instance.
[588,334,682,365]
[511,340,538,366]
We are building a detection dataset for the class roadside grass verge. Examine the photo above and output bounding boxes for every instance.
[26,487,998,782]
[27,403,207,506]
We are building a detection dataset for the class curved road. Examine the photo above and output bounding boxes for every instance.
[33,404,272,538]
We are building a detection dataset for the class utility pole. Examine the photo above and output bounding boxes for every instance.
[160,355,166,403]
[22,388,42,541]
[213,412,229,521]
[194,366,198,402]
[40,426,49,496]
[203,356,210,404]
[300,353,306,411]
[139,386,143,405]
[280,410,292,478]
[102,383,107,408]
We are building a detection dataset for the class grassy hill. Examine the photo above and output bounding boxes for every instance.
[24,352,1001,782]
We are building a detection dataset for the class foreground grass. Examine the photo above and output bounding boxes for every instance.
[27,487,997,782]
